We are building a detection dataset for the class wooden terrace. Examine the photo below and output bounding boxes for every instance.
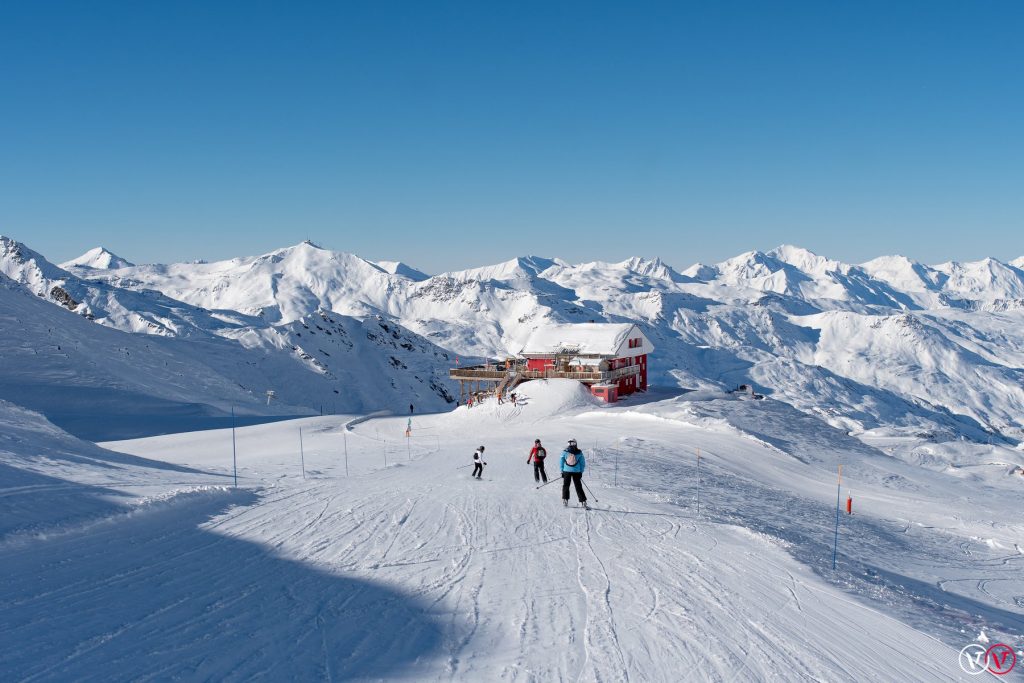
[449,362,640,402]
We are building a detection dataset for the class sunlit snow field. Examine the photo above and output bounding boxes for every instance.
[2,380,1021,681]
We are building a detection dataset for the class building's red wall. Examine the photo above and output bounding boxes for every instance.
[637,354,647,390]
[526,358,548,372]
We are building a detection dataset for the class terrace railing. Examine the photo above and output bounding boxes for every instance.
[450,363,639,383]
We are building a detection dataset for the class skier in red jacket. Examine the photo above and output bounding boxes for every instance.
[527,439,548,483]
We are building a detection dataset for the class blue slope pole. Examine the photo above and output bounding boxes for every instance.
[231,406,238,488]
[832,464,842,570]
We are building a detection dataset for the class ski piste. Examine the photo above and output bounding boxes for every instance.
[2,278,1021,680]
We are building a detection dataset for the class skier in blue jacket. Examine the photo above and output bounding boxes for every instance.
[560,439,588,509]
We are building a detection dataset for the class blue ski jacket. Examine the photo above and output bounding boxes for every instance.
[560,449,586,473]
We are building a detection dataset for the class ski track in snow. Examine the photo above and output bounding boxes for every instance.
[2,397,1019,681]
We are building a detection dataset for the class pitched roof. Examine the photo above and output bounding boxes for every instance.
[519,323,638,356]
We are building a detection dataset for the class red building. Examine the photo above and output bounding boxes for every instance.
[518,323,654,402]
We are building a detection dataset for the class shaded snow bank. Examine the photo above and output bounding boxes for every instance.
[0,400,219,540]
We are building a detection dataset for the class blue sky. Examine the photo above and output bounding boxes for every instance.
[1,1,1021,273]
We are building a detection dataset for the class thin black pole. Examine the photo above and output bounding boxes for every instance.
[832,464,842,570]
[696,448,701,517]
[343,430,349,478]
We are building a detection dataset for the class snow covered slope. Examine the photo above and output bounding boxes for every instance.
[4,383,1019,680]
[0,270,455,439]
[1,238,459,432]
[0,271,294,435]
[1,235,233,337]
[0,399,219,539]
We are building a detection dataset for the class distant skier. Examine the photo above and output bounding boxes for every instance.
[510,392,517,404]
[527,439,548,483]
[410,403,414,414]
[560,439,588,509]
[472,446,487,479]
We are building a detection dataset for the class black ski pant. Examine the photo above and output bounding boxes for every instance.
[472,463,483,478]
[533,460,547,483]
[562,472,586,502]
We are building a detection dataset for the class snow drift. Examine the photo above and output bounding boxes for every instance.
[447,379,602,425]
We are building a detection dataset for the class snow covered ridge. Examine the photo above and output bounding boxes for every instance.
[6,235,1024,441]
[0,238,461,435]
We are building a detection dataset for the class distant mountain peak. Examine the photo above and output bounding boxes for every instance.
[442,255,561,282]
[680,262,718,281]
[714,249,783,279]
[862,254,918,268]
[766,245,846,274]
[510,255,560,272]
[61,247,135,270]
[617,256,681,280]
[767,244,820,259]
[373,260,430,281]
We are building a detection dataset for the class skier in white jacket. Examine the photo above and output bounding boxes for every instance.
[472,446,486,479]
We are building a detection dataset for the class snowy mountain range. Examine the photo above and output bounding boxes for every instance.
[3,234,1023,442]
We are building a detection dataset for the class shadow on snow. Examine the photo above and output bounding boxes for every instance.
[0,482,446,681]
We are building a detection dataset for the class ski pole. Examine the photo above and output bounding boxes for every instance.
[581,479,599,503]
[456,464,475,470]
[535,477,560,489]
